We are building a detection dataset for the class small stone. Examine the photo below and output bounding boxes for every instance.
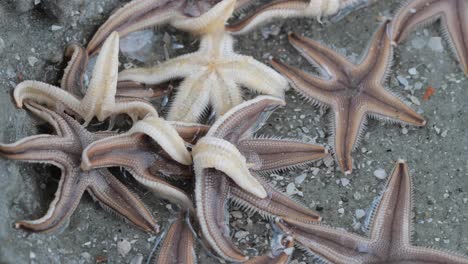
[80,252,92,262]
[374,168,387,180]
[129,254,144,264]
[408,67,418,75]
[51,25,63,31]
[28,56,38,67]
[441,130,448,138]
[231,211,243,219]
[353,192,362,200]
[414,82,423,90]
[397,75,409,87]
[29,252,36,259]
[117,239,132,257]
[402,127,408,135]
[295,173,307,185]
[428,37,444,52]
[408,95,421,106]
[411,37,426,49]
[355,209,366,219]
[235,230,249,239]
[338,208,345,214]
[340,178,350,187]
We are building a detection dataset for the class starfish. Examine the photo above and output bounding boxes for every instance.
[86,0,262,55]
[14,32,157,126]
[63,43,170,100]
[118,0,288,123]
[192,96,328,262]
[391,0,468,76]
[0,102,158,233]
[277,160,468,264]
[227,0,374,34]
[81,117,209,211]
[271,20,426,175]
[151,212,196,264]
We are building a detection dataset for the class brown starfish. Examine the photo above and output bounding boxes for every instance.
[0,102,158,233]
[271,20,426,175]
[391,0,468,76]
[81,119,209,211]
[192,96,327,262]
[277,160,468,264]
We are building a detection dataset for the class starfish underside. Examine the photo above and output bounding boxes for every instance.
[0,102,159,233]
[277,160,468,264]
[193,96,328,262]
[271,20,426,175]
[391,0,468,76]
[116,0,288,123]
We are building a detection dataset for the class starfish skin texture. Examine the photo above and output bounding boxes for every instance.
[227,0,373,34]
[81,118,209,211]
[152,213,196,264]
[193,96,327,262]
[14,32,157,126]
[271,20,426,175]
[277,160,468,264]
[391,0,468,76]
[118,0,288,123]
[0,102,158,234]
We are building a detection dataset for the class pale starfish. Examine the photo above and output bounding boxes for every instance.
[118,0,288,123]
[0,102,158,233]
[227,0,375,34]
[277,160,468,264]
[193,96,327,262]
[14,32,157,126]
[86,0,261,55]
[271,20,426,175]
[391,0,468,76]
[81,117,209,210]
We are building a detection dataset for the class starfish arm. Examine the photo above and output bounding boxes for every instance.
[61,44,88,96]
[128,116,192,165]
[363,89,426,126]
[392,0,449,44]
[116,81,171,99]
[86,0,184,55]
[193,137,267,199]
[440,2,468,75]
[82,133,192,180]
[353,20,393,81]
[118,53,201,85]
[171,0,236,34]
[245,235,294,264]
[270,58,339,107]
[287,32,355,81]
[13,81,81,115]
[195,168,248,262]
[209,76,244,118]
[87,170,159,233]
[230,175,321,224]
[15,159,87,233]
[277,220,373,264]
[113,97,158,122]
[81,32,120,124]
[227,0,340,34]
[400,246,468,264]
[154,213,196,264]
[330,99,366,175]
[237,138,328,172]
[166,75,212,122]
[170,122,210,144]
[209,96,285,141]
[223,54,288,97]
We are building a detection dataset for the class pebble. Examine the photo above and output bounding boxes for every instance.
[411,37,426,49]
[441,130,448,138]
[295,173,307,185]
[235,230,249,239]
[402,127,408,135]
[286,183,303,196]
[353,192,362,200]
[397,75,409,87]
[374,168,387,180]
[129,254,144,264]
[51,25,63,31]
[355,209,366,219]
[28,56,38,67]
[231,211,243,219]
[408,95,421,106]
[340,178,350,187]
[428,37,444,52]
[117,239,132,257]
[338,208,345,214]
[29,251,36,259]
[408,67,418,75]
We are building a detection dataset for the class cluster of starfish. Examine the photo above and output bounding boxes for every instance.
[1,0,468,263]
